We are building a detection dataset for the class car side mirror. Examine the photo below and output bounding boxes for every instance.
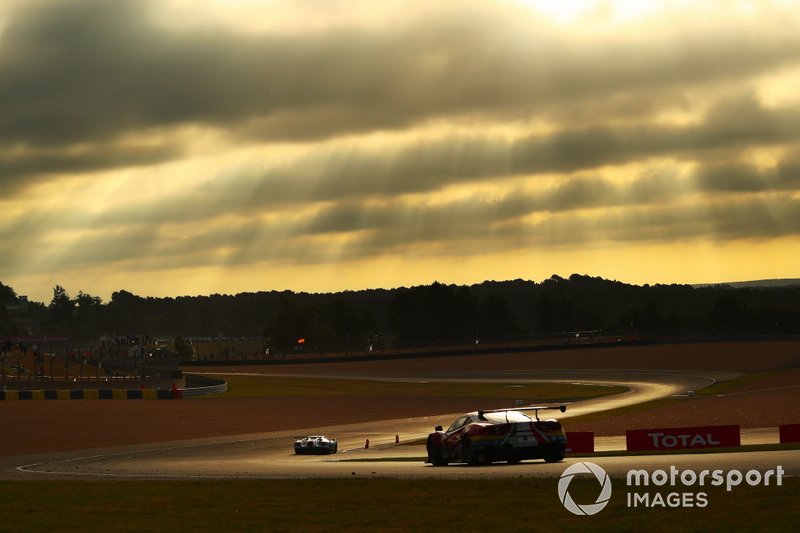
[560,405,567,413]
[435,425,443,432]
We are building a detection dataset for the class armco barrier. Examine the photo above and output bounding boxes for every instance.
[779,424,800,444]
[626,424,740,452]
[565,431,595,454]
[181,374,228,397]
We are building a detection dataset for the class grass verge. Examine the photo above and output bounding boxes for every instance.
[696,370,774,396]
[1,478,797,531]
[560,397,680,426]
[204,375,626,401]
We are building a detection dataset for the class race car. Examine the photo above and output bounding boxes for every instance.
[426,405,567,466]
[294,435,338,455]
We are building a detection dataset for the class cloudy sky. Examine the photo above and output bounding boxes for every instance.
[2,0,799,302]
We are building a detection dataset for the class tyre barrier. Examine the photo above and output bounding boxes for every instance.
[0,388,182,400]
[0,373,226,400]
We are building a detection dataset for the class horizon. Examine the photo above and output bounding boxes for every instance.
[2,1,799,303]
[6,273,800,305]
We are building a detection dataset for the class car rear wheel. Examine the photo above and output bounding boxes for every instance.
[544,445,565,463]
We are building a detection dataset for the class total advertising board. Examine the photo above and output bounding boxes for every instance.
[626,424,740,452]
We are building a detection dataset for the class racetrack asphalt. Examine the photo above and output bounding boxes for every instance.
[5,368,797,480]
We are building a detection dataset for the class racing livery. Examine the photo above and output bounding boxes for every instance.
[426,405,567,466]
[294,435,338,455]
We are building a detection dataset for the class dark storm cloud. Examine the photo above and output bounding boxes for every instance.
[0,143,181,194]
[4,0,800,280]
[6,176,797,274]
[13,95,789,250]
[292,194,800,263]
[2,0,800,152]
[694,146,800,193]
[203,99,800,211]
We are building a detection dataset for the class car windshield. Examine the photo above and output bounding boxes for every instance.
[446,416,469,433]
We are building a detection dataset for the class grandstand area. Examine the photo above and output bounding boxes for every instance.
[0,339,180,391]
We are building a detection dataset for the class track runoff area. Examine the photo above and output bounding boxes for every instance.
[5,341,800,525]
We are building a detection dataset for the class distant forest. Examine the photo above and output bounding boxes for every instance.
[2,275,799,352]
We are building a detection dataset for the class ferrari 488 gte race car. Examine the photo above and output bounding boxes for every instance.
[426,405,567,466]
[294,435,338,455]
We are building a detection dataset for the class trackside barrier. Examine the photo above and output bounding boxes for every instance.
[779,424,800,444]
[0,390,18,400]
[181,374,228,397]
[0,388,183,400]
[626,424,740,452]
[565,431,595,454]
[0,373,225,400]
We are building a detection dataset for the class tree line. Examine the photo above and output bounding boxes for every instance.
[2,275,799,352]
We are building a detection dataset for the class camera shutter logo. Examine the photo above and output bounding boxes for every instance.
[558,462,613,516]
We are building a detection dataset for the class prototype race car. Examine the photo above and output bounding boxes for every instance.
[294,435,338,455]
[426,405,567,466]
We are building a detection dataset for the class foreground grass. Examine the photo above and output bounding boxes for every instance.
[0,478,797,532]
[345,442,800,461]
[206,375,626,401]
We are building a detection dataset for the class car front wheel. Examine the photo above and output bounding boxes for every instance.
[427,436,448,466]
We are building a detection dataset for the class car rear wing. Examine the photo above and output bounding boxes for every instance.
[478,404,566,422]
